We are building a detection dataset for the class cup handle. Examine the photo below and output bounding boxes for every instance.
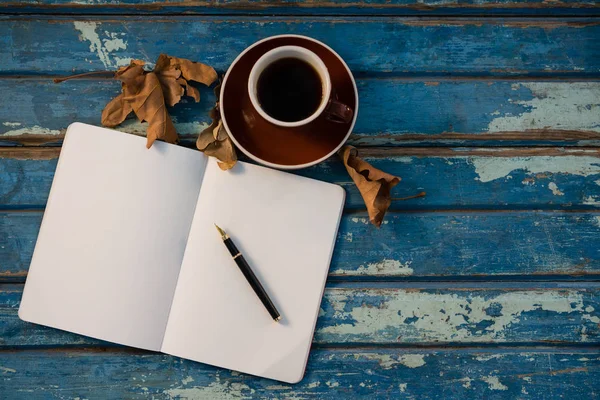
[325,98,354,124]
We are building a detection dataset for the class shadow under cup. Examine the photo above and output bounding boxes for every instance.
[221,36,358,168]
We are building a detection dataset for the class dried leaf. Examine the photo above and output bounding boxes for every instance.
[177,78,200,102]
[196,118,220,151]
[115,60,145,82]
[99,60,145,128]
[340,145,400,227]
[101,94,133,127]
[155,53,216,86]
[196,83,237,170]
[155,54,212,103]
[157,69,184,107]
[168,56,218,86]
[153,54,171,72]
[97,57,217,149]
[122,71,178,148]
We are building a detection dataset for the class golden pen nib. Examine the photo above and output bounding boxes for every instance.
[214,224,228,240]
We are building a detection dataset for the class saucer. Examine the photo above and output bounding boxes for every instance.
[220,35,359,170]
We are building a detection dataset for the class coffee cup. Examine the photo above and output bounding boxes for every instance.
[248,45,353,128]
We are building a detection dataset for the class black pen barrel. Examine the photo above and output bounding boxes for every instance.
[223,238,281,321]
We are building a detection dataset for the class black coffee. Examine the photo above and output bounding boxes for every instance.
[257,58,323,122]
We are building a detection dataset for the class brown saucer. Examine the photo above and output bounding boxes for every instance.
[221,35,358,169]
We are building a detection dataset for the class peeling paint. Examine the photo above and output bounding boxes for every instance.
[353,353,425,369]
[354,353,397,369]
[333,259,413,276]
[398,354,426,368]
[583,196,600,206]
[583,314,600,323]
[74,22,128,69]
[321,290,597,342]
[2,122,21,127]
[0,366,16,373]
[345,232,353,242]
[164,379,254,399]
[471,156,600,183]
[548,182,564,196]
[487,83,600,133]
[482,375,508,391]
[1,125,61,137]
[475,354,504,362]
[399,383,407,392]
[582,326,589,342]
[265,385,291,390]
[181,376,194,385]
[459,377,472,389]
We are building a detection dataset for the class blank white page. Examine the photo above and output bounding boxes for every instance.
[161,159,345,383]
[19,123,207,351]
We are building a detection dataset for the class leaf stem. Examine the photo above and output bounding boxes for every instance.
[392,191,426,201]
[53,71,114,83]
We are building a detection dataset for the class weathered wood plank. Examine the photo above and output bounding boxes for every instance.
[1,79,599,147]
[1,284,598,346]
[3,211,600,280]
[2,148,599,209]
[0,17,598,75]
[2,0,599,16]
[0,348,598,399]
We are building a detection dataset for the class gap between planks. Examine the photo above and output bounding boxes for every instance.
[0,344,598,354]
[0,15,598,32]
[2,75,600,81]
[1,3,600,18]
[5,281,600,291]
[3,146,600,159]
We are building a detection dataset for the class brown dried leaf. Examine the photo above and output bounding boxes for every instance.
[101,94,133,127]
[177,78,200,102]
[153,54,171,72]
[115,60,145,82]
[100,60,145,129]
[196,82,237,170]
[157,69,184,107]
[155,54,211,103]
[156,54,217,86]
[340,145,400,227]
[122,71,178,148]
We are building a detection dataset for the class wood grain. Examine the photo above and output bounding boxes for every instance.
[2,3,599,396]
[1,79,599,147]
[2,148,599,209]
[0,17,598,75]
[0,348,598,399]
[2,211,600,280]
[1,284,599,346]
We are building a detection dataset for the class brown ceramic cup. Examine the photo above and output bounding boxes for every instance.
[221,35,359,170]
[248,45,353,128]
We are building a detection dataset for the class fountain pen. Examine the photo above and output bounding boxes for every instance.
[215,224,282,322]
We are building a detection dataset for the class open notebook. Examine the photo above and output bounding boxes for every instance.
[19,123,345,383]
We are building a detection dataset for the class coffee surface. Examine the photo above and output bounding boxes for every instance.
[257,58,323,122]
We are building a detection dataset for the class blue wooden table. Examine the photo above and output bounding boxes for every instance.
[1,0,600,398]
